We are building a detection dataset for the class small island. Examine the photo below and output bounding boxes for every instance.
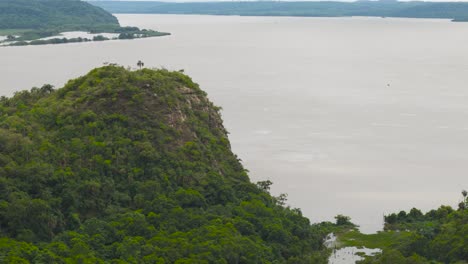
[0,0,170,47]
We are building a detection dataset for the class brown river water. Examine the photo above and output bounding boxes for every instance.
[1,15,468,232]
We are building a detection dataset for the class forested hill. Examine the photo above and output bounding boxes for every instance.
[0,0,119,31]
[0,66,332,263]
[89,1,468,21]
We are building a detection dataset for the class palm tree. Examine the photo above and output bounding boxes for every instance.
[137,60,144,69]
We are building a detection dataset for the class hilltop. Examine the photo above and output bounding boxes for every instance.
[0,66,332,263]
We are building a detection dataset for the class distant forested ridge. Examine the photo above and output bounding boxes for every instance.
[89,1,468,21]
[0,66,332,263]
[0,0,119,32]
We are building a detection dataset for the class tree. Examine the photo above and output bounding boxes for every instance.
[459,190,468,210]
[385,213,398,224]
[275,193,288,206]
[256,180,272,192]
[0,66,331,263]
[137,60,144,69]
[334,214,354,226]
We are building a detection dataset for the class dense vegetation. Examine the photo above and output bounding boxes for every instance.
[0,0,118,32]
[338,191,468,263]
[7,27,169,47]
[0,66,333,263]
[0,0,169,46]
[90,1,468,21]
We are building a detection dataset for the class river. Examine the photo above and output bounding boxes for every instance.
[1,15,468,233]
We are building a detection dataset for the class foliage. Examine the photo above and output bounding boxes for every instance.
[0,66,331,263]
[358,250,432,264]
[93,35,109,41]
[350,192,468,263]
[116,27,169,40]
[0,0,119,31]
[10,37,92,46]
[0,0,170,46]
[334,214,355,227]
[90,1,468,21]
[339,230,416,250]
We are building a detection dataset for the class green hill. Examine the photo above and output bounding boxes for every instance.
[0,0,169,46]
[0,0,119,32]
[0,66,331,263]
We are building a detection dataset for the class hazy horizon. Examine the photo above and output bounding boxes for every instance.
[84,0,468,3]
[87,0,468,3]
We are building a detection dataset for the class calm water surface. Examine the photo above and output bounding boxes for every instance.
[2,15,468,232]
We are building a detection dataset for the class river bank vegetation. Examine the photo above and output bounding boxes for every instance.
[335,191,468,263]
[0,0,169,46]
[6,27,169,47]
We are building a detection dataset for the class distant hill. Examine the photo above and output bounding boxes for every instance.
[0,0,170,46]
[0,66,332,263]
[89,1,468,21]
[0,0,119,32]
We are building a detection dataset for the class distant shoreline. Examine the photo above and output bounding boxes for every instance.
[0,29,170,47]
[0,0,170,47]
[90,1,468,22]
[115,12,459,22]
